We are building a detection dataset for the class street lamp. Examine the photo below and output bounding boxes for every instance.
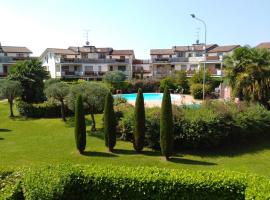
[190,14,207,100]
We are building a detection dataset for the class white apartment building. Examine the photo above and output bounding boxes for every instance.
[40,44,135,80]
[150,43,239,77]
[0,43,32,77]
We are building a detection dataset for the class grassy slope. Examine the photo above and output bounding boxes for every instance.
[1,101,270,177]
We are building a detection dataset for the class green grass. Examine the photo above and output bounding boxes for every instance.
[1,101,270,178]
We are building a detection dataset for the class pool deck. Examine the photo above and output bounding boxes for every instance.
[126,94,202,107]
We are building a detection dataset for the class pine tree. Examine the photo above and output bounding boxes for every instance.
[160,87,174,160]
[133,88,145,152]
[74,95,86,154]
[104,92,116,152]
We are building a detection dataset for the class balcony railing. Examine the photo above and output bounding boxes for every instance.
[152,57,189,63]
[0,56,14,63]
[60,58,129,64]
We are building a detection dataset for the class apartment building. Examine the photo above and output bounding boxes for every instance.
[40,44,135,79]
[150,43,239,77]
[256,42,270,50]
[0,43,32,77]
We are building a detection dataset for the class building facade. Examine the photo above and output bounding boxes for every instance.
[40,45,135,80]
[0,43,32,77]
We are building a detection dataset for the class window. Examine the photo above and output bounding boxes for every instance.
[195,52,203,57]
[120,56,125,60]
[16,53,24,57]
[218,52,223,56]
[157,55,162,59]
[110,56,112,59]
[109,66,113,71]
[118,66,126,71]
[188,53,193,57]
[169,55,172,58]
[82,53,88,59]
[177,52,185,57]
[98,65,102,72]
[99,54,106,59]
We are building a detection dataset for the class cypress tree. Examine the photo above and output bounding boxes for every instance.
[160,87,174,160]
[104,92,116,152]
[74,95,86,154]
[133,88,145,152]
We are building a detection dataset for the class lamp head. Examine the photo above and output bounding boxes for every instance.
[191,14,195,18]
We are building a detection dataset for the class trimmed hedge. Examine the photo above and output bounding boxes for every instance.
[1,165,270,199]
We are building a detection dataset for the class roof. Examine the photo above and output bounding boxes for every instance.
[150,49,174,55]
[45,48,79,55]
[1,46,32,53]
[110,50,134,55]
[174,44,217,52]
[256,42,270,49]
[208,45,240,53]
[96,48,113,53]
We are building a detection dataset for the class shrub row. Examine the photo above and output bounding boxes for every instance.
[117,101,270,150]
[1,165,270,199]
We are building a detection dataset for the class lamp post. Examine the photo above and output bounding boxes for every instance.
[191,14,207,100]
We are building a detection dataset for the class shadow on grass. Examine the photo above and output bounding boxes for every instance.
[0,129,11,132]
[178,136,270,158]
[87,129,104,140]
[113,149,161,157]
[10,116,38,121]
[169,157,217,166]
[82,151,118,157]
[0,138,4,140]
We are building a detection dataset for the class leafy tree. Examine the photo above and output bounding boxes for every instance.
[103,92,116,152]
[189,68,213,85]
[0,80,22,117]
[74,95,86,154]
[224,46,270,108]
[8,58,49,103]
[45,82,69,121]
[67,82,109,131]
[159,76,177,92]
[44,78,61,89]
[160,87,173,160]
[103,71,126,90]
[176,70,189,94]
[133,88,145,152]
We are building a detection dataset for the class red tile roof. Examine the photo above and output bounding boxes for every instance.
[174,44,217,52]
[256,42,270,49]
[150,49,174,55]
[110,50,134,55]
[2,46,32,53]
[208,45,240,53]
[45,48,79,55]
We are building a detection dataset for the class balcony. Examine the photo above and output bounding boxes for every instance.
[152,57,189,63]
[60,58,129,64]
[0,56,14,63]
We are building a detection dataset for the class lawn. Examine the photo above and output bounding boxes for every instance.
[1,101,270,178]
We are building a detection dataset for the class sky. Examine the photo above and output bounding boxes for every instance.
[0,0,269,59]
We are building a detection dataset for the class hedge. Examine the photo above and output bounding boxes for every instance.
[117,101,270,150]
[1,165,270,199]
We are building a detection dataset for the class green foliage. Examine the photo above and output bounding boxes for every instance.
[175,70,190,94]
[45,82,69,121]
[128,79,160,93]
[103,71,126,90]
[113,96,127,106]
[190,83,212,99]
[0,80,22,117]
[160,87,174,159]
[103,92,116,151]
[74,95,86,154]
[189,68,213,85]
[118,101,270,150]
[8,58,49,103]
[16,100,73,118]
[44,78,61,89]
[133,89,145,152]
[2,165,270,199]
[67,81,109,130]
[159,76,177,92]
[224,46,270,108]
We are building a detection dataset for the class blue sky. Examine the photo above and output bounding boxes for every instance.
[0,0,269,58]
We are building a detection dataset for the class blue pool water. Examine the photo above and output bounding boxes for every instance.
[114,93,177,101]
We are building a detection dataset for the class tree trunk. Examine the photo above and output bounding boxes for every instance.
[60,100,66,121]
[90,112,96,131]
[9,99,14,117]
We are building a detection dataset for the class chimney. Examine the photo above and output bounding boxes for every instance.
[196,39,199,44]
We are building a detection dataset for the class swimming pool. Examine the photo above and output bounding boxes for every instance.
[114,93,178,101]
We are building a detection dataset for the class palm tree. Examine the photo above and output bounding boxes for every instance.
[224,46,270,108]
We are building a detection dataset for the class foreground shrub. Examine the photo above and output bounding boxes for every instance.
[159,76,177,92]
[2,165,270,199]
[74,95,86,154]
